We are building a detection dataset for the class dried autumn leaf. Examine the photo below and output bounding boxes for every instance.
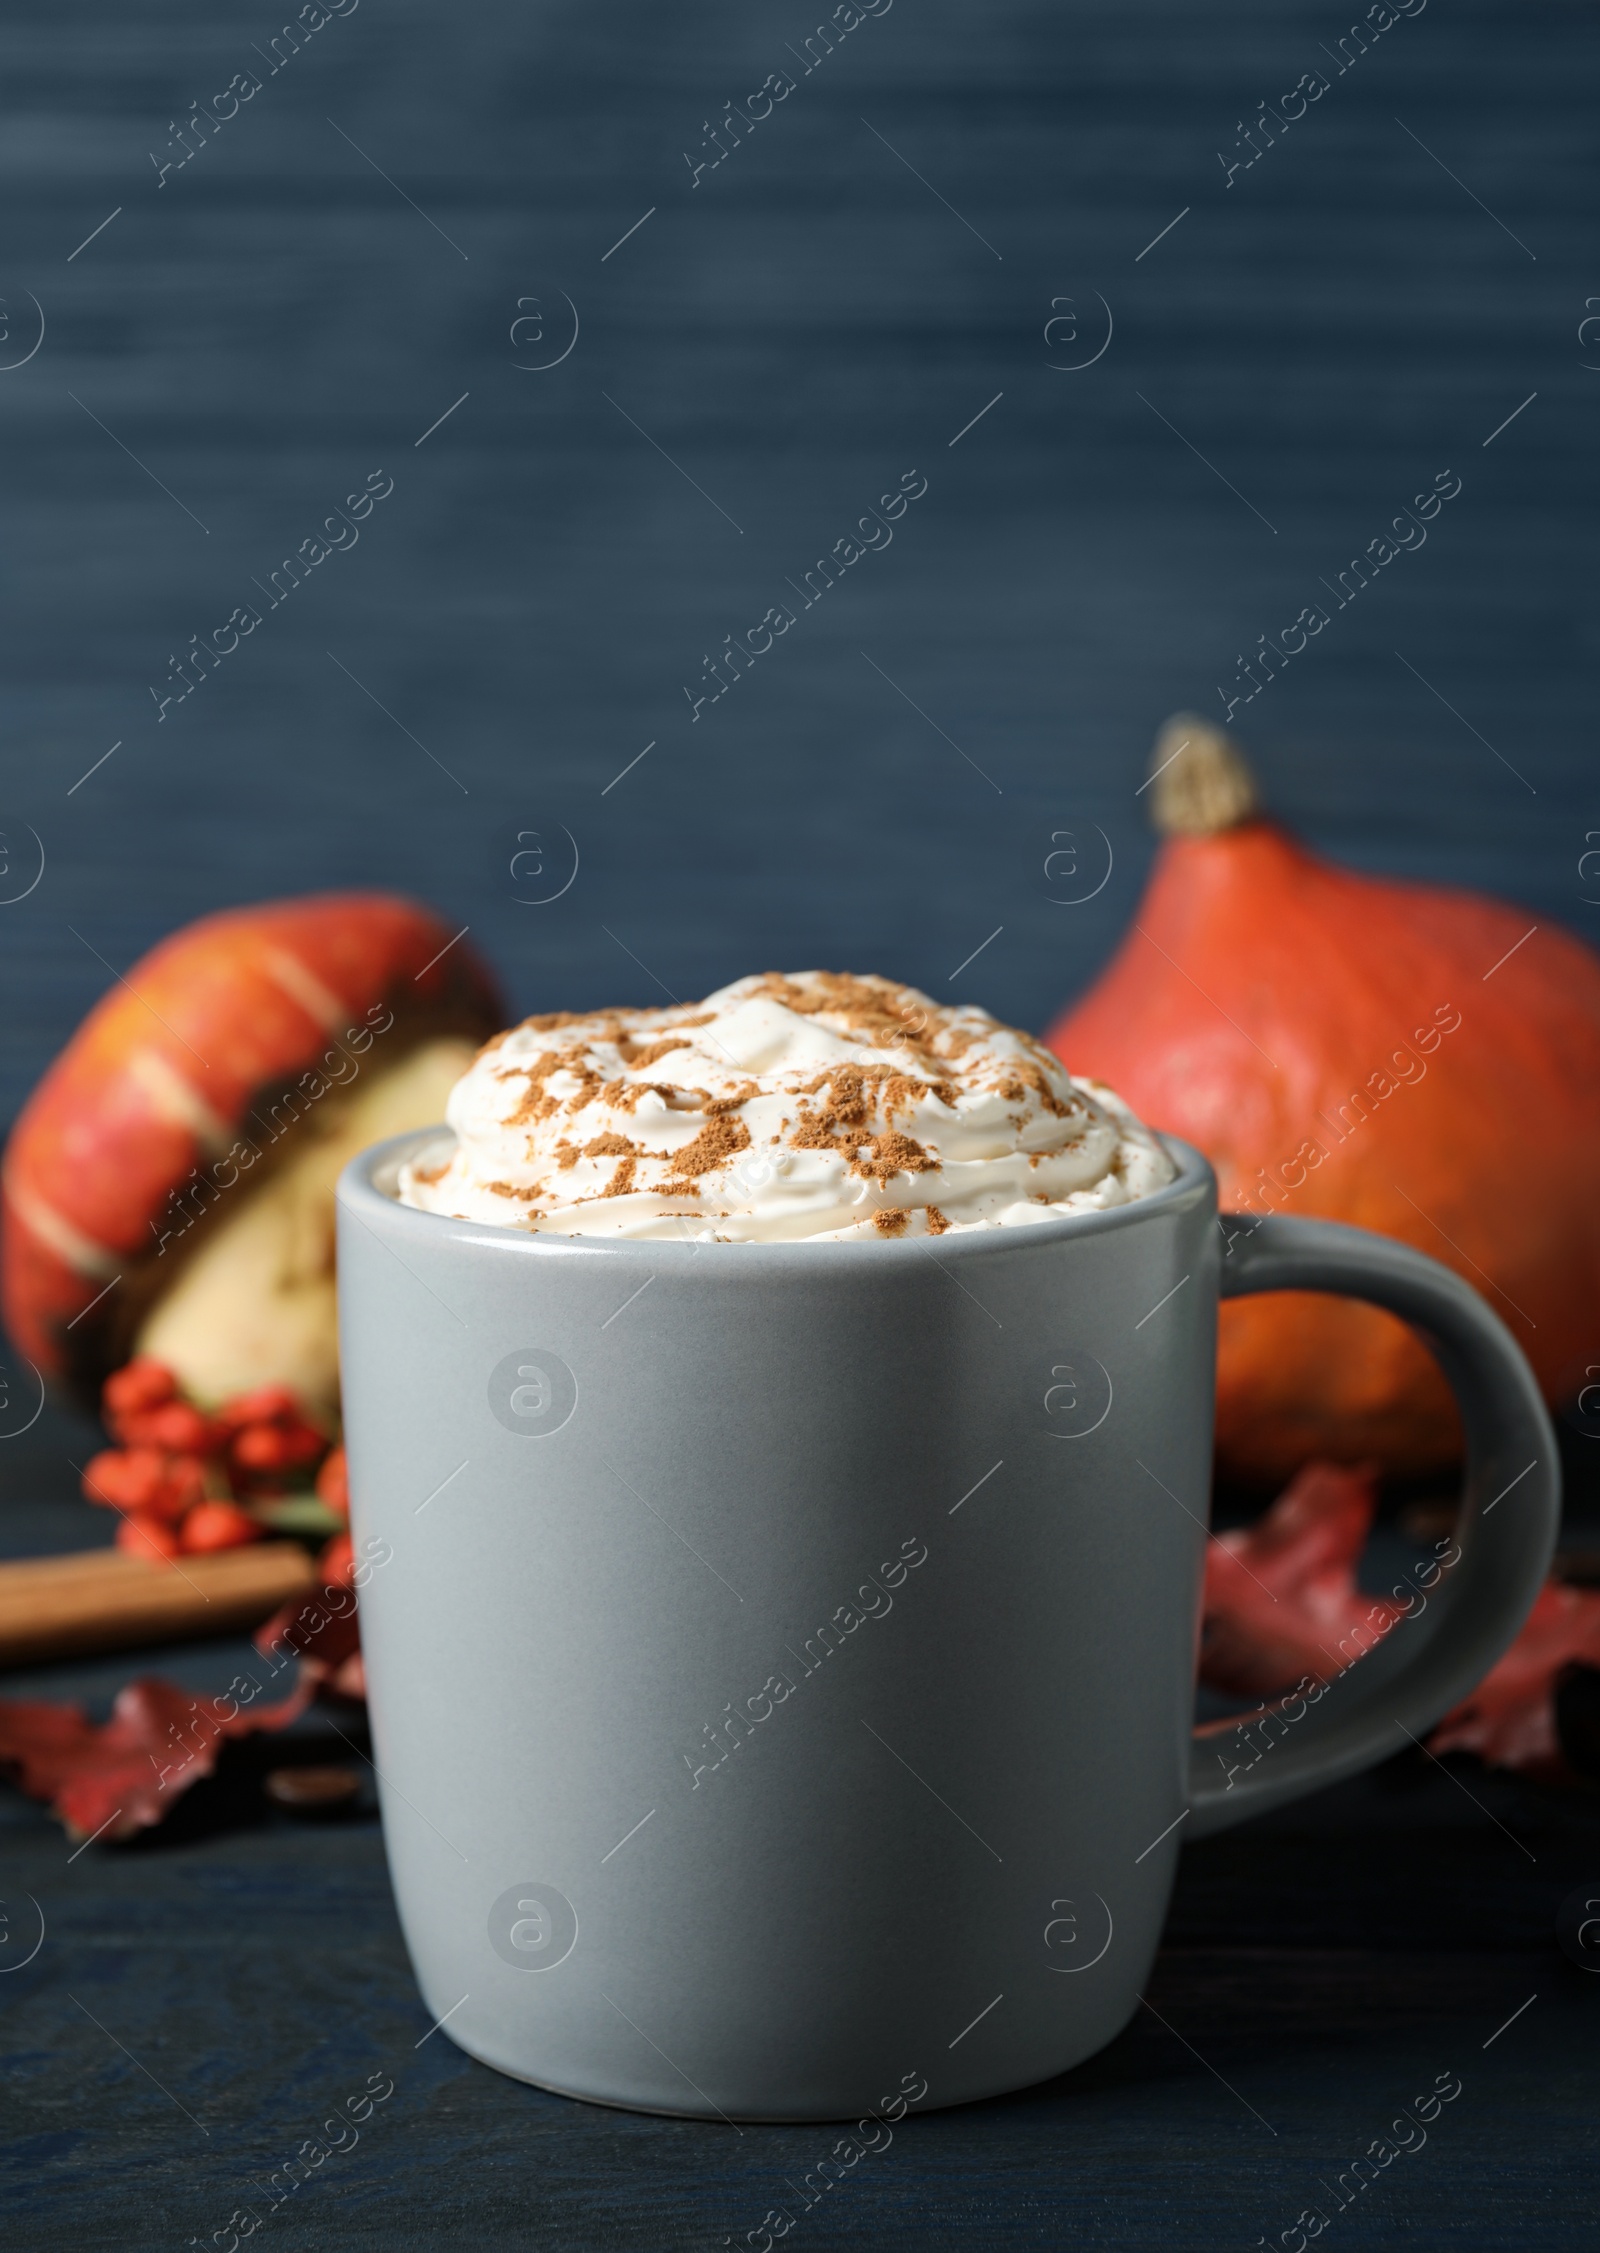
[1201,1456,1600,1783]
[254,1543,365,1701]
[1200,1459,1402,1698]
[1429,1580,1600,1779]
[0,1675,309,1842]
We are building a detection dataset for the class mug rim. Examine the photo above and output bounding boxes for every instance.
[339,1126,1216,1266]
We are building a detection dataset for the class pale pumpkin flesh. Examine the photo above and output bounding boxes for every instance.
[135,1039,473,1415]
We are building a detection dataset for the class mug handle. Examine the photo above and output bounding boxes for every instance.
[1189,1213,1560,1836]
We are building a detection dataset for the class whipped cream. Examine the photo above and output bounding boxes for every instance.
[395,971,1174,1243]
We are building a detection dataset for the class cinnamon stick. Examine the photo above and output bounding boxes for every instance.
[0,1542,320,1670]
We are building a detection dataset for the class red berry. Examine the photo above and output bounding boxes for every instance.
[116,1512,181,1563]
[231,1422,293,1472]
[215,1384,301,1432]
[316,1446,349,1516]
[229,1419,324,1478]
[82,1447,166,1512]
[102,1357,178,1420]
[276,1423,326,1470]
[115,1401,219,1456]
[158,1456,208,1520]
[179,1500,260,1554]
[81,1449,131,1508]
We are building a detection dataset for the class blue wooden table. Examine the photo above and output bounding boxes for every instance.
[3,1406,1598,2251]
[2,0,1598,2240]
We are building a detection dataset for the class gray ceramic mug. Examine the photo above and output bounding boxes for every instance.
[336,1128,1557,2122]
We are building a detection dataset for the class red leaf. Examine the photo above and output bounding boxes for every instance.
[255,1577,362,1685]
[322,1649,367,1701]
[1200,1460,1403,1698]
[0,1675,310,1842]
[1200,1457,1600,1783]
[318,1531,354,1587]
[1429,1579,1600,1778]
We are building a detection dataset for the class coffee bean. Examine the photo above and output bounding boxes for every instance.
[264,1764,361,1814]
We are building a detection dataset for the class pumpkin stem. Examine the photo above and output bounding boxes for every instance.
[1148,714,1260,838]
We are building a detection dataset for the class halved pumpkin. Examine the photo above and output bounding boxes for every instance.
[3,893,501,1414]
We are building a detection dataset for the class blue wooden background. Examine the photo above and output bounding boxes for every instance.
[2,0,1598,2243]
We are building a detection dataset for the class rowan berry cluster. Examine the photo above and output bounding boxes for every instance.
[82,1356,347,1562]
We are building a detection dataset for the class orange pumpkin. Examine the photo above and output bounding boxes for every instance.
[1046,718,1600,1485]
